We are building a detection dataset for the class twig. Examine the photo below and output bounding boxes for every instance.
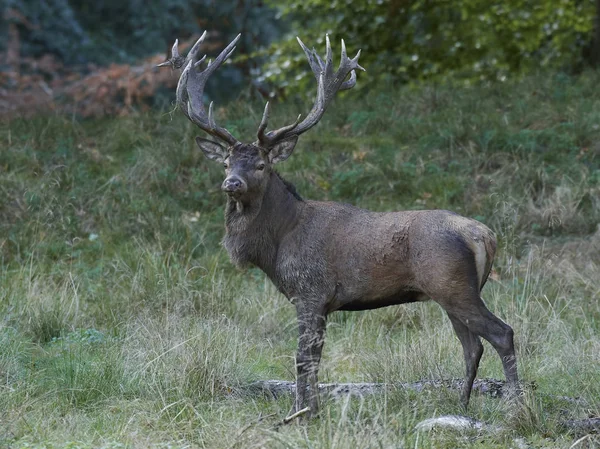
[569,435,591,449]
[282,407,311,424]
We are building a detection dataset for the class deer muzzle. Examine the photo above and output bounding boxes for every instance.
[221,175,247,197]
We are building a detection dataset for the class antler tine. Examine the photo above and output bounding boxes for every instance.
[324,34,334,76]
[208,102,217,128]
[172,40,180,58]
[257,101,271,138]
[256,36,364,149]
[352,49,365,71]
[257,101,304,146]
[256,103,302,147]
[157,40,181,68]
[296,37,323,81]
[165,33,241,146]
[157,31,208,70]
[166,32,209,119]
[340,70,357,91]
[188,31,208,61]
[175,60,193,119]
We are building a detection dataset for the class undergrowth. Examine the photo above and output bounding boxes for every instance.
[0,72,599,448]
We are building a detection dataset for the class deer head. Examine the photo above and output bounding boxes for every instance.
[159,32,364,203]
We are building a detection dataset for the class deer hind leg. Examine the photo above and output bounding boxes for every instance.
[454,298,520,400]
[447,312,484,408]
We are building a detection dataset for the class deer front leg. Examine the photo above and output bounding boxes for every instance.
[294,299,327,418]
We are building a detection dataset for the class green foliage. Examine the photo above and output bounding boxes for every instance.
[263,0,597,88]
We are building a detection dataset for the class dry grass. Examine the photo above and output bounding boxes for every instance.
[1,73,599,448]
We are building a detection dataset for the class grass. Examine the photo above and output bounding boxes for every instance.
[1,71,599,448]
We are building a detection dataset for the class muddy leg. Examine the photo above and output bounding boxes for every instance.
[294,300,327,417]
[447,312,484,408]
[456,299,520,399]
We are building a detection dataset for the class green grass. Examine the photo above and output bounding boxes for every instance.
[1,72,599,448]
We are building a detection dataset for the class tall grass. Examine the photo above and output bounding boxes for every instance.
[1,72,599,448]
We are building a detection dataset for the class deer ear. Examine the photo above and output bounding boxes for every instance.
[196,137,227,163]
[268,135,299,164]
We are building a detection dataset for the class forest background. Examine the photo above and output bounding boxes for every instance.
[2,0,600,116]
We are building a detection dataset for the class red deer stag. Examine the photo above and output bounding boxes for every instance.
[159,32,519,417]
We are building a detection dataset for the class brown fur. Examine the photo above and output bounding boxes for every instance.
[212,143,519,416]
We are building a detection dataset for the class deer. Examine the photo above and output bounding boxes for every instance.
[158,31,520,418]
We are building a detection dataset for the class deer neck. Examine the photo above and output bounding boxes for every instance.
[223,171,302,273]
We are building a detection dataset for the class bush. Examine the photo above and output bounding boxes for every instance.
[263,0,598,89]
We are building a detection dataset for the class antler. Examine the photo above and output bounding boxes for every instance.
[159,32,241,146]
[257,35,365,149]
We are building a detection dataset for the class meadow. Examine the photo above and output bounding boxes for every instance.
[1,72,599,448]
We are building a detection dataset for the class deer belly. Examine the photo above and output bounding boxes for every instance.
[336,290,428,311]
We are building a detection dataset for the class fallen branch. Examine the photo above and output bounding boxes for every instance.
[245,378,509,399]
[560,418,600,434]
[243,379,598,435]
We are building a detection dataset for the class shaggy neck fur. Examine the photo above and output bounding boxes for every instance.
[223,171,302,278]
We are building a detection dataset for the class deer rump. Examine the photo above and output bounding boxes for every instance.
[159,31,519,418]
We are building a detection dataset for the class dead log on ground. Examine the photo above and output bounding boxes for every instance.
[245,378,509,399]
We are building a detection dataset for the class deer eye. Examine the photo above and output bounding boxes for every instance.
[223,161,228,169]
[256,163,265,171]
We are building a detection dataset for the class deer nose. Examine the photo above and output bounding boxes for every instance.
[221,176,247,194]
